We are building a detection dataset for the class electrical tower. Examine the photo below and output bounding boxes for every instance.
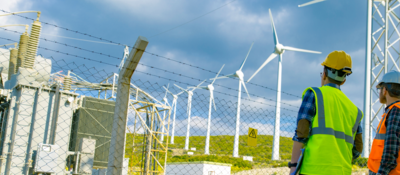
[363,0,400,157]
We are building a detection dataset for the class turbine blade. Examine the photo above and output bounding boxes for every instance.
[163,86,174,95]
[269,9,279,45]
[212,64,225,84]
[247,53,278,83]
[164,83,170,98]
[239,42,254,71]
[282,46,321,54]
[177,91,184,96]
[174,84,188,92]
[241,80,251,99]
[197,79,207,87]
[212,97,217,111]
[210,90,217,111]
[298,0,326,7]
[188,86,207,90]
[210,73,235,80]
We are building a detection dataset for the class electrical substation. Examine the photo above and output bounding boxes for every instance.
[0,11,172,175]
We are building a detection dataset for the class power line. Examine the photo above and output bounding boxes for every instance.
[148,0,238,38]
[0,9,127,47]
[0,15,302,98]
[0,36,300,109]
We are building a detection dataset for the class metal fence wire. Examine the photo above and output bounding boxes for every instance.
[0,48,369,175]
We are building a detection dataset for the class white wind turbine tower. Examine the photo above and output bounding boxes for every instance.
[211,43,253,158]
[163,86,184,144]
[175,80,206,150]
[247,9,321,160]
[298,0,326,7]
[190,64,225,155]
[160,84,170,142]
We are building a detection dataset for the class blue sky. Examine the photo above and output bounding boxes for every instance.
[0,0,370,136]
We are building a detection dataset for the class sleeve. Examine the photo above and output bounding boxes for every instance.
[352,120,363,159]
[352,133,363,159]
[377,107,400,174]
[292,89,316,144]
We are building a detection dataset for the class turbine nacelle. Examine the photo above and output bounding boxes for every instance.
[235,70,244,80]
[275,44,285,54]
[207,84,214,91]
[246,9,321,83]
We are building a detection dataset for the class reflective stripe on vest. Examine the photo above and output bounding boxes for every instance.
[310,87,362,145]
[375,117,387,140]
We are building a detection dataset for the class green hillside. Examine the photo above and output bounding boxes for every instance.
[124,134,368,173]
[125,134,293,173]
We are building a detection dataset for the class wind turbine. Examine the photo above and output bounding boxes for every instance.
[175,80,206,150]
[247,9,321,160]
[163,86,184,144]
[160,84,170,142]
[298,0,326,7]
[190,64,225,155]
[211,43,253,158]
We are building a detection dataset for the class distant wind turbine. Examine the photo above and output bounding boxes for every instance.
[161,84,170,142]
[175,80,206,150]
[211,43,253,158]
[298,0,326,7]
[163,86,184,144]
[190,64,225,155]
[247,9,321,160]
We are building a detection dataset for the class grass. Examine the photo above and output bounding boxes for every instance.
[124,134,368,174]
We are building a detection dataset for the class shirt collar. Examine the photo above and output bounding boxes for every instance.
[385,100,400,111]
[324,83,341,90]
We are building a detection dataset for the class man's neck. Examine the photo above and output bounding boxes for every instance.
[386,97,400,106]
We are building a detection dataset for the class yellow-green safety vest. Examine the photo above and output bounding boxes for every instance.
[300,86,363,175]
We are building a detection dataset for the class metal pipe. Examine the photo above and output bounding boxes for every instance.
[0,43,17,48]
[74,152,80,174]
[23,86,42,175]
[5,91,22,175]
[385,0,389,74]
[49,85,61,144]
[0,11,40,21]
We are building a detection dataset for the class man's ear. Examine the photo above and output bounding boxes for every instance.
[383,87,388,96]
[323,71,327,80]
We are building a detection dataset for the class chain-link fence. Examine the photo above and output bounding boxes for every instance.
[0,47,370,175]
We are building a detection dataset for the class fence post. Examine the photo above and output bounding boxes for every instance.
[107,36,148,175]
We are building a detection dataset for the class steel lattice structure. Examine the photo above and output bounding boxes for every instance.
[363,0,400,158]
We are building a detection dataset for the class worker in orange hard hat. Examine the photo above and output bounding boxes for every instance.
[289,51,364,175]
[368,71,400,175]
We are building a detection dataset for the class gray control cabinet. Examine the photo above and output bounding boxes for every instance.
[70,97,115,168]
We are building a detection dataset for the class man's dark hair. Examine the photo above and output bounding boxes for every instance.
[382,83,400,98]
[323,66,348,85]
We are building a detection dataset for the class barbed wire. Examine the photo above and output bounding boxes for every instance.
[0,36,301,109]
[134,70,298,113]
[0,38,300,112]
[0,9,127,47]
[0,14,302,99]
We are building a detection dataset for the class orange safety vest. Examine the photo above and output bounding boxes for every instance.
[368,102,400,174]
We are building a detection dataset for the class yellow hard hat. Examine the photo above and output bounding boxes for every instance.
[321,50,352,74]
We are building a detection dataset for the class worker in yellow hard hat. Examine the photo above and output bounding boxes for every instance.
[288,51,364,175]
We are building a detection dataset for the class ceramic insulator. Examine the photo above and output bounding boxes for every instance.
[24,20,41,69]
[8,48,18,80]
[17,34,29,73]
[63,76,72,91]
